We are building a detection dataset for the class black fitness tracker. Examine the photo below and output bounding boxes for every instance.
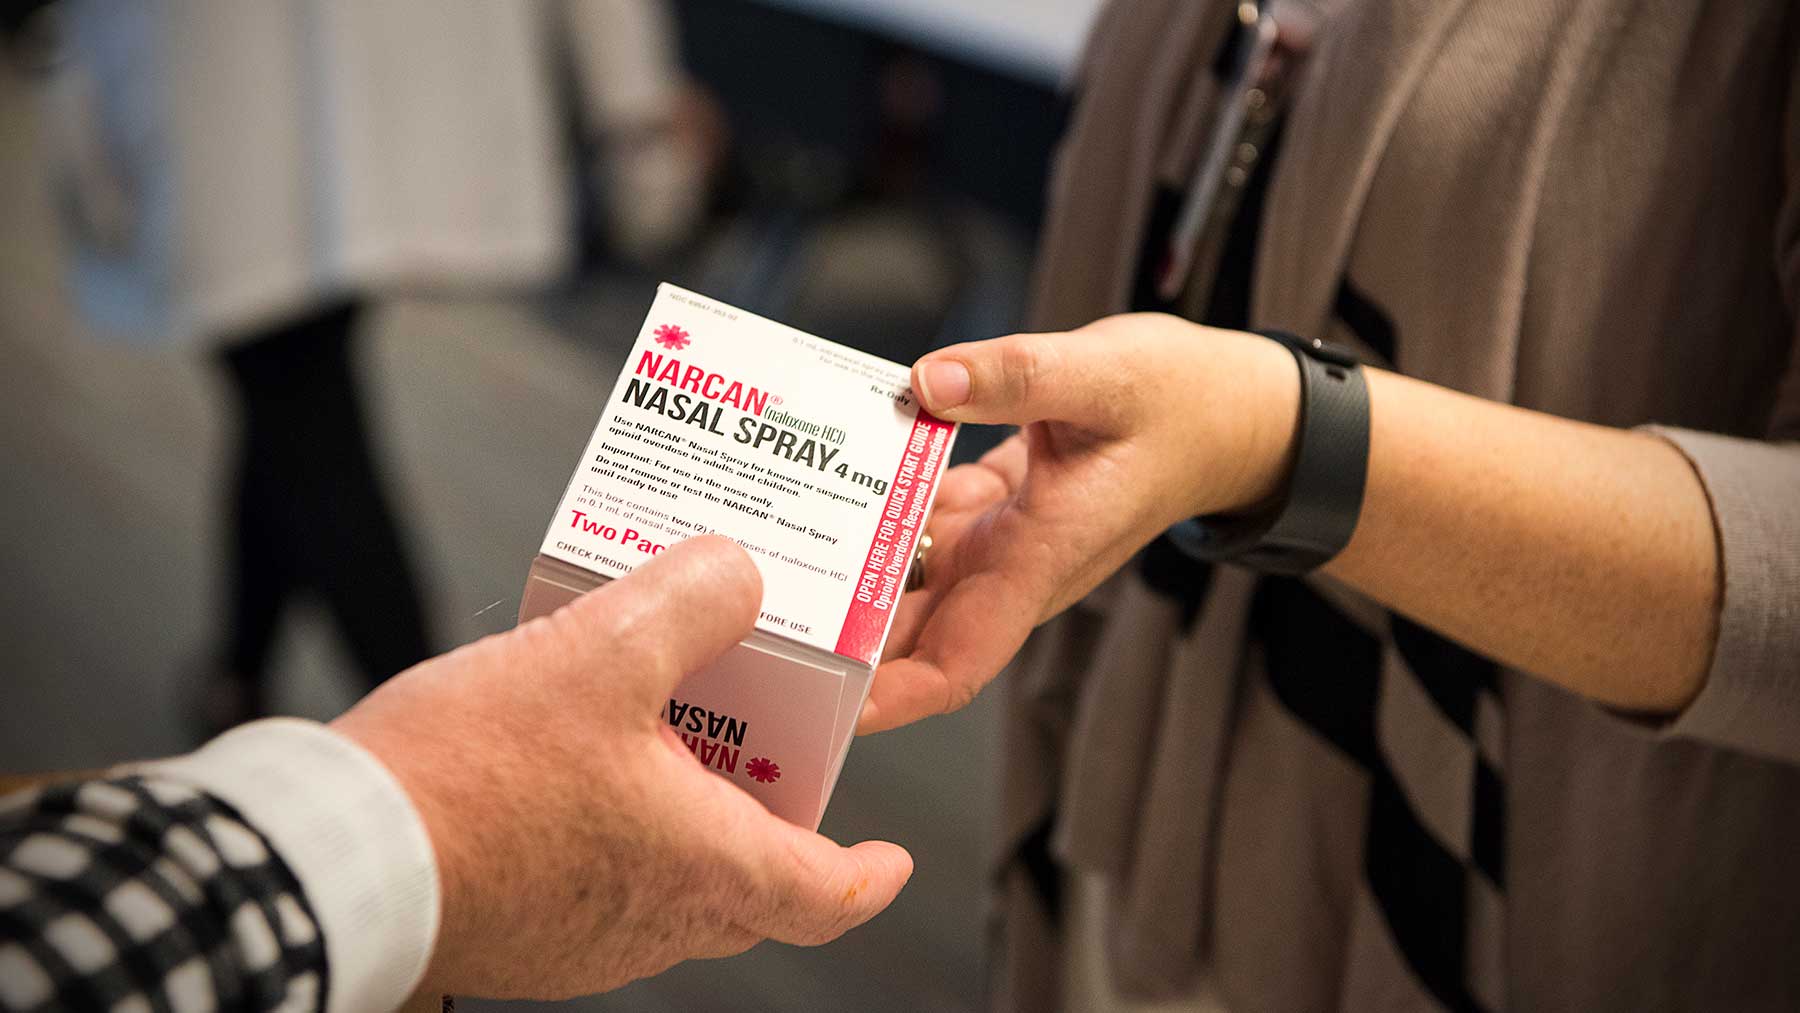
[1166,329,1369,575]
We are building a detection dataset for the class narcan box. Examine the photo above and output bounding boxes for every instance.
[519,283,957,829]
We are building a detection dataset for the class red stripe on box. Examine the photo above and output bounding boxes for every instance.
[834,411,955,665]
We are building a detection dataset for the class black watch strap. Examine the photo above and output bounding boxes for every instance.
[1166,329,1370,575]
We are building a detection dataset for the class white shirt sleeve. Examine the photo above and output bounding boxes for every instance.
[137,718,440,1012]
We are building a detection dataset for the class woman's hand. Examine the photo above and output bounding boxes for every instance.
[866,310,1729,737]
[861,314,1299,733]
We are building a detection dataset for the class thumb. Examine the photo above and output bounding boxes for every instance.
[746,818,914,946]
[911,331,1133,433]
[530,534,762,711]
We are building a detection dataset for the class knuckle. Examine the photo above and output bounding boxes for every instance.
[555,592,659,679]
[942,674,983,716]
[506,609,559,654]
[916,647,982,717]
[570,595,637,653]
[790,913,845,947]
[765,840,862,946]
[794,891,860,946]
[816,911,860,945]
[506,609,580,671]
[997,335,1053,410]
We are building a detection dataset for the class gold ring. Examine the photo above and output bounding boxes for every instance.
[906,533,933,592]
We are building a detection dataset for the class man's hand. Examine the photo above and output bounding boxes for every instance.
[861,314,1300,733]
[331,536,912,999]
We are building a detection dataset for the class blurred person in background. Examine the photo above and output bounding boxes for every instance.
[862,0,1800,1010]
[37,0,716,736]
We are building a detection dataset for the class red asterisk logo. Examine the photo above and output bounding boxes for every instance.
[746,757,781,783]
[653,324,690,350]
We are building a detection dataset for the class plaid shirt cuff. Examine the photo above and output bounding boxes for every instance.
[142,719,440,1012]
[2,774,327,1009]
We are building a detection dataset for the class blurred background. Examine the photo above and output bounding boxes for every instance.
[0,0,1101,1009]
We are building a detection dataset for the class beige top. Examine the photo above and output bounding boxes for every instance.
[999,0,1800,1009]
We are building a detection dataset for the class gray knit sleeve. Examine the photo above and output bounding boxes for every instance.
[1644,427,1800,765]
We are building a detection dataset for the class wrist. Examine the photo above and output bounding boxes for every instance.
[1170,328,1372,576]
[329,710,475,990]
[1194,329,1302,517]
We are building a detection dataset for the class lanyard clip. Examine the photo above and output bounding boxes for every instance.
[1156,1,1280,302]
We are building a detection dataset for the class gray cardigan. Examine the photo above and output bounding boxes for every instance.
[999,0,1800,1009]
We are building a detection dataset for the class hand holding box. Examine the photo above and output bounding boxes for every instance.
[520,284,956,828]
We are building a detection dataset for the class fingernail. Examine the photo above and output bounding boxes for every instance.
[918,360,971,411]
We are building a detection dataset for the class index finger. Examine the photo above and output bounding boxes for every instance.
[859,567,1042,733]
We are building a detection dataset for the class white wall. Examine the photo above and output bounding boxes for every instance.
[750,0,1106,84]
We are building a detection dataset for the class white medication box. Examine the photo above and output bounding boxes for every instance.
[519,283,956,828]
